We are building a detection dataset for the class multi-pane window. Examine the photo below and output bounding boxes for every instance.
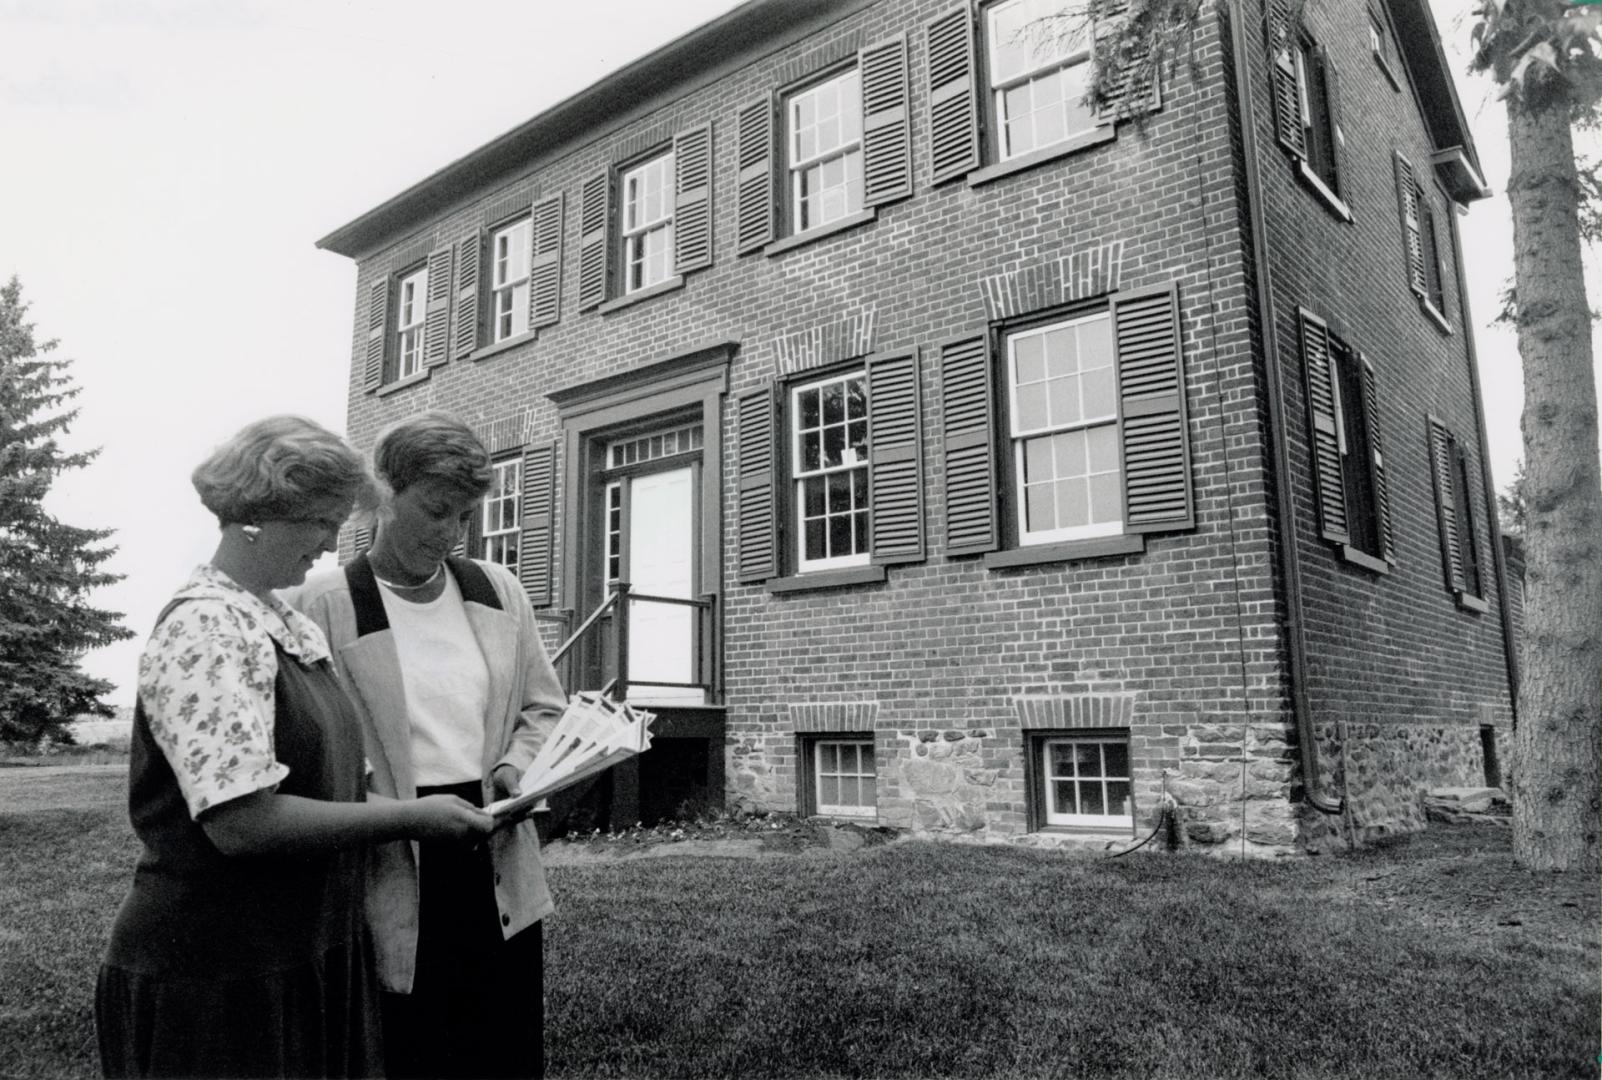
[622,152,675,294]
[602,481,622,585]
[491,218,531,343]
[395,266,428,380]
[481,458,521,570]
[812,738,876,818]
[1294,39,1339,195]
[787,68,863,233]
[791,371,870,572]
[986,0,1098,160]
[1006,311,1122,544]
[608,424,702,469]
[1042,737,1132,828]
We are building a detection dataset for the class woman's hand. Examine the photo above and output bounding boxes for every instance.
[491,764,523,801]
[406,794,494,841]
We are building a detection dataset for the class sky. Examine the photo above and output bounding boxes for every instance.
[1,0,1597,707]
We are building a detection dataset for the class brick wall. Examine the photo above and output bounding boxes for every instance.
[329,0,1511,850]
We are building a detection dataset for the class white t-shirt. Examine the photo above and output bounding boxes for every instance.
[377,572,490,786]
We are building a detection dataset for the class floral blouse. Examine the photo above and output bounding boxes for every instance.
[138,565,334,819]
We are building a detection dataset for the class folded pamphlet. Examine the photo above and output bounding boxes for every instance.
[486,692,655,823]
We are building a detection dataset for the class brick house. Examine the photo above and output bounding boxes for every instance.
[316,0,1516,853]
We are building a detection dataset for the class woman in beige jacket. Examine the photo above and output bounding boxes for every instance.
[291,412,564,1080]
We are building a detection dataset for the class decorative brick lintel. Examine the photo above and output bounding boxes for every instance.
[772,308,877,377]
[788,701,880,733]
[1013,694,1136,730]
[980,240,1125,322]
[475,409,534,455]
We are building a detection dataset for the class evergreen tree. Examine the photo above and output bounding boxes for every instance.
[0,276,133,745]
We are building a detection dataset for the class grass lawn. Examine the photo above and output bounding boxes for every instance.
[2,769,1596,1080]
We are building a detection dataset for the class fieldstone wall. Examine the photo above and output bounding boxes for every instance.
[1299,720,1495,850]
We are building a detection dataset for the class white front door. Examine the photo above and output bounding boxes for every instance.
[624,466,702,704]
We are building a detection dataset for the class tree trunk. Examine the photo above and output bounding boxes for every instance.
[1504,90,1602,872]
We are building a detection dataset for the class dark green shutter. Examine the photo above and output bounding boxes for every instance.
[363,275,390,392]
[1299,309,1348,544]
[939,334,999,556]
[520,442,556,605]
[454,228,483,359]
[737,385,779,582]
[1428,417,1465,591]
[925,5,979,185]
[1114,283,1193,533]
[860,35,912,207]
[867,351,925,564]
[1395,154,1425,296]
[577,170,611,311]
[529,192,563,331]
[423,244,453,369]
[674,124,714,274]
[1268,0,1305,159]
[1358,354,1395,563]
[736,96,775,254]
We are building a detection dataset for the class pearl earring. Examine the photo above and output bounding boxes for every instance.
[242,525,261,544]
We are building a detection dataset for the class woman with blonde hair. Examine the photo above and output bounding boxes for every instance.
[96,415,492,1079]
[292,411,564,1079]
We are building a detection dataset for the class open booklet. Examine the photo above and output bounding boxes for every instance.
[486,692,655,824]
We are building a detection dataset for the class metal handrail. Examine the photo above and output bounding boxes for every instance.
[547,582,718,703]
[550,591,620,666]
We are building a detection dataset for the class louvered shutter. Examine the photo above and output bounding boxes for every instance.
[737,386,779,583]
[1299,310,1348,544]
[736,96,775,254]
[926,6,980,185]
[860,35,912,207]
[1320,48,1345,194]
[529,192,564,330]
[352,525,373,555]
[867,351,925,564]
[1358,354,1395,563]
[1114,283,1193,533]
[939,334,999,556]
[519,442,556,605]
[364,275,390,392]
[1267,0,1305,159]
[1096,0,1161,120]
[1395,154,1425,295]
[671,124,714,275]
[1428,418,1465,591]
[423,244,453,369]
[577,171,611,312]
[454,228,483,359]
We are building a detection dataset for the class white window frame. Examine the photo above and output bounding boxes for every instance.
[985,0,1102,162]
[622,151,675,294]
[790,370,871,573]
[395,266,428,380]
[813,738,877,819]
[481,458,521,569]
[491,217,532,343]
[1042,737,1133,829]
[1006,310,1123,545]
[602,480,623,585]
[786,67,864,234]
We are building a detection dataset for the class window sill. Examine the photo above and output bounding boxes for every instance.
[763,209,876,257]
[1337,544,1391,575]
[983,533,1145,570]
[470,330,537,364]
[374,369,430,397]
[1418,296,1452,334]
[1454,591,1489,614]
[1294,161,1353,223]
[1033,824,1137,839]
[766,564,887,593]
[597,275,685,315]
[967,125,1117,188]
[1373,51,1402,93]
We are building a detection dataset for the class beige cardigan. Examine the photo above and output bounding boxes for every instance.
[288,555,563,993]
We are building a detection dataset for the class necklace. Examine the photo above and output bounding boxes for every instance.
[371,561,445,591]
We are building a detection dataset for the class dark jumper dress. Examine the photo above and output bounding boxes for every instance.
[96,627,383,1079]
